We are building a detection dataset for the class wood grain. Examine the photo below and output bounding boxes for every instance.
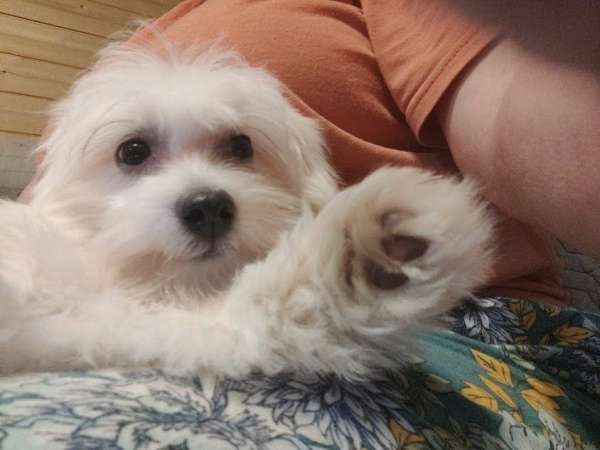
[0,1,178,137]
[0,0,122,37]
[0,52,83,85]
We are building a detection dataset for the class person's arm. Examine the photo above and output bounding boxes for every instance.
[438,34,600,255]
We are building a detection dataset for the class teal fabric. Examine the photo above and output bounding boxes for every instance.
[0,296,598,449]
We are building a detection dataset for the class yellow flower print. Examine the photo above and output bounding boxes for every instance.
[554,325,593,346]
[520,389,565,423]
[479,376,517,409]
[526,378,565,397]
[514,335,529,344]
[471,349,513,386]
[460,382,498,412]
[390,420,425,449]
[511,411,524,423]
[510,300,537,329]
[542,304,561,316]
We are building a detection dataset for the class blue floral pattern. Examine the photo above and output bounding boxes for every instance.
[450,297,525,344]
[0,296,598,449]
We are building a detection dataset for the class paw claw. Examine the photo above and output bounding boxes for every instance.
[381,235,428,262]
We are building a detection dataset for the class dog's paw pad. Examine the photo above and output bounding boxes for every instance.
[380,211,429,262]
[363,258,408,290]
[357,210,431,291]
[381,234,428,262]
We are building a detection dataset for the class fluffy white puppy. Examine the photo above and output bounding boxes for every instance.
[0,40,494,378]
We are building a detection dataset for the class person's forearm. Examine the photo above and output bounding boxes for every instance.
[439,38,600,255]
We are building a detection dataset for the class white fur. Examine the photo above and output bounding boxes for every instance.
[0,40,495,378]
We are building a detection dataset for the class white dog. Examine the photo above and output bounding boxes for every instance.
[0,39,494,378]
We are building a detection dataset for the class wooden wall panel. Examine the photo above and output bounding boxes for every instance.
[0,131,37,197]
[1,71,69,100]
[0,31,95,68]
[92,0,168,18]
[0,53,83,85]
[0,0,122,37]
[0,14,107,52]
[0,0,179,136]
[0,92,53,113]
[0,0,180,194]
[50,0,139,26]
[0,110,45,135]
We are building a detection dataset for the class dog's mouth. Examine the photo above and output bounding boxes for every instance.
[190,238,235,262]
[200,243,223,260]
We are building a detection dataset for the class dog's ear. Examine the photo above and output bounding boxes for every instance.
[27,97,87,203]
[22,106,74,204]
[285,110,339,214]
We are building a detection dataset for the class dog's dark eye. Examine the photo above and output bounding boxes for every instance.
[228,134,253,161]
[116,139,151,166]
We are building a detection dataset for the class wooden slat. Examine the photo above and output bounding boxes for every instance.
[0,1,177,144]
[0,132,37,193]
[93,0,165,18]
[0,71,69,99]
[0,0,122,38]
[0,109,46,135]
[0,92,53,114]
[0,131,38,156]
[149,0,182,8]
[0,130,39,141]
[48,0,139,26]
[0,53,82,85]
[0,32,94,68]
[0,13,106,53]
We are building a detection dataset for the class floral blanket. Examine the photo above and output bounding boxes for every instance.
[0,296,598,450]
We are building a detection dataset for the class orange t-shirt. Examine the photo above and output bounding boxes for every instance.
[141,0,566,304]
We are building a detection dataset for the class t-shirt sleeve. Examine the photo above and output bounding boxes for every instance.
[363,0,498,147]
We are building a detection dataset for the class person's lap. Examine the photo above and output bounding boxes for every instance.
[0,295,597,450]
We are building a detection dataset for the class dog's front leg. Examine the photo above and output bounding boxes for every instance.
[0,206,332,377]
[0,208,325,377]
[0,166,494,378]
[0,201,259,375]
[221,167,496,377]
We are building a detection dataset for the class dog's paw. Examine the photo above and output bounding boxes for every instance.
[357,213,429,291]
[334,167,495,321]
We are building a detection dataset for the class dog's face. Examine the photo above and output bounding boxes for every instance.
[31,43,336,294]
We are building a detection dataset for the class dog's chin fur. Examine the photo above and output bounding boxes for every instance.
[0,38,495,378]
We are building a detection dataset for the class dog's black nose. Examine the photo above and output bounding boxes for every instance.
[178,190,235,240]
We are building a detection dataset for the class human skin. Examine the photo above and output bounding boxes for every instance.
[438,1,600,255]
